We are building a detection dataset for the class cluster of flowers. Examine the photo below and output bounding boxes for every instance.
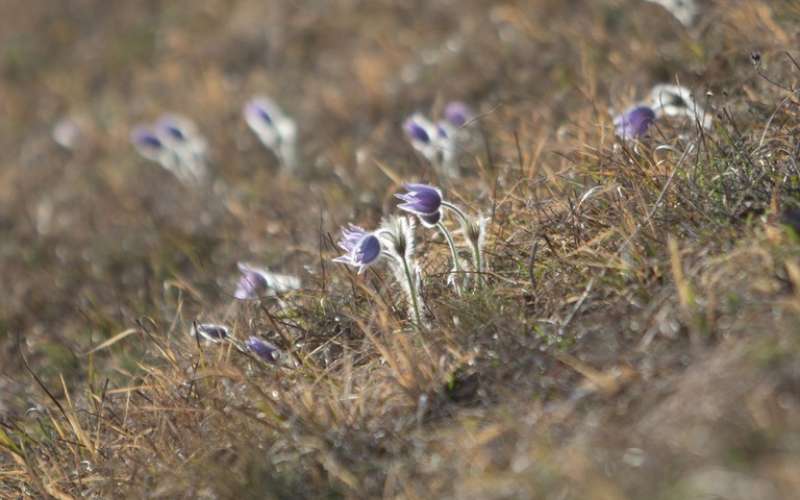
[189,322,281,364]
[402,101,475,178]
[131,97,298,185]
[129,82,709,353]
[131,115,209,186]
[182,262,303,363]
[333,183,487,326]
[614,83,712,140]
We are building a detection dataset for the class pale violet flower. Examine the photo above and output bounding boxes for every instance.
[131,126,167,163]
[190,323,229,343]
[332,224,383,274]
[243,96,298,170]
[614,106,656,140]
[443,101,474,128]
[130,114,209,186]
[396,183,443,219]
[234,262,301,300]
[245,336,281,363]
[403,113,459,178]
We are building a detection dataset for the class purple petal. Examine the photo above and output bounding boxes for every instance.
[444,101,473,128]
[245,336,280,362]
[403,117,431,144]
[244,99,274,126]
[396,184,442,215]
[131,126,163,150]
[191,323,229,343]
[614,106,656,139]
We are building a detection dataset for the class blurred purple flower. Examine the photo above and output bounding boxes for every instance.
[244,98,280,137]
[234,262,301,300]
[155,115,189,143]
[245,336,280,363]
[444,101,474,128]
[396,184,443,216]
[333,224,382,274]
[243,96,299,169]
[234,264,269,300]
[130,126,165,161]
[404,116,432,144]
[614,106,656,140]
[190,323,229,343]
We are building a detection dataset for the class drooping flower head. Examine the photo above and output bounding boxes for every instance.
[234,262,301,300]
[243,96,298,168]
[131,115,209,186]
[396,183,443,216]
[245,336,281,363]
[443,101,474,128]
[244,97,283,148]
[130,126,166,162]
[403,114,436,146]
[332,224,383,274]
[190,323,229,343]
[614,106,656,140]
[403,112,461,177]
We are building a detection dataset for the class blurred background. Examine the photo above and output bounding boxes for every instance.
[1,1,799,498]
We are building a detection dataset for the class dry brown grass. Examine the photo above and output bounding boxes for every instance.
[2,0,800,498]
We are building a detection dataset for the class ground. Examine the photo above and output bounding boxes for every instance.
[1,0,800,498]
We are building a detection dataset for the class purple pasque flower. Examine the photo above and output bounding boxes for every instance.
[234,262,301,299]
[130,125,165,162]
[396,183,443,216]
[190,323,229,343]
[243,96,299,169]
[614,105,656,140]
[443,101,474,128]
[404,115,434,145]
[245,336,280,363]
[243,97,296,147]
[234,263,269,299]
[332,224,383,274]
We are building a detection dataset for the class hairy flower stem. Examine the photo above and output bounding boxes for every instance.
[436,221,463,295]
[399,254,423,328]
[441,201,483,287]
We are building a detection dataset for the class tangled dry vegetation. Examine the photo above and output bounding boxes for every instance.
[1,1,800,498]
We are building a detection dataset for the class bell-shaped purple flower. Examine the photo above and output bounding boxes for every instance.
[332,224,383,274]
[243,96,299,169]
[396,184,443,216]
[190,323,229,343]
[234,264,269,300]
[245,336,280,363]
[444,101,474,128]
[614,106,656,140]
[130,126,165,162]
[404,116,432,144]
[244,98,280,139]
